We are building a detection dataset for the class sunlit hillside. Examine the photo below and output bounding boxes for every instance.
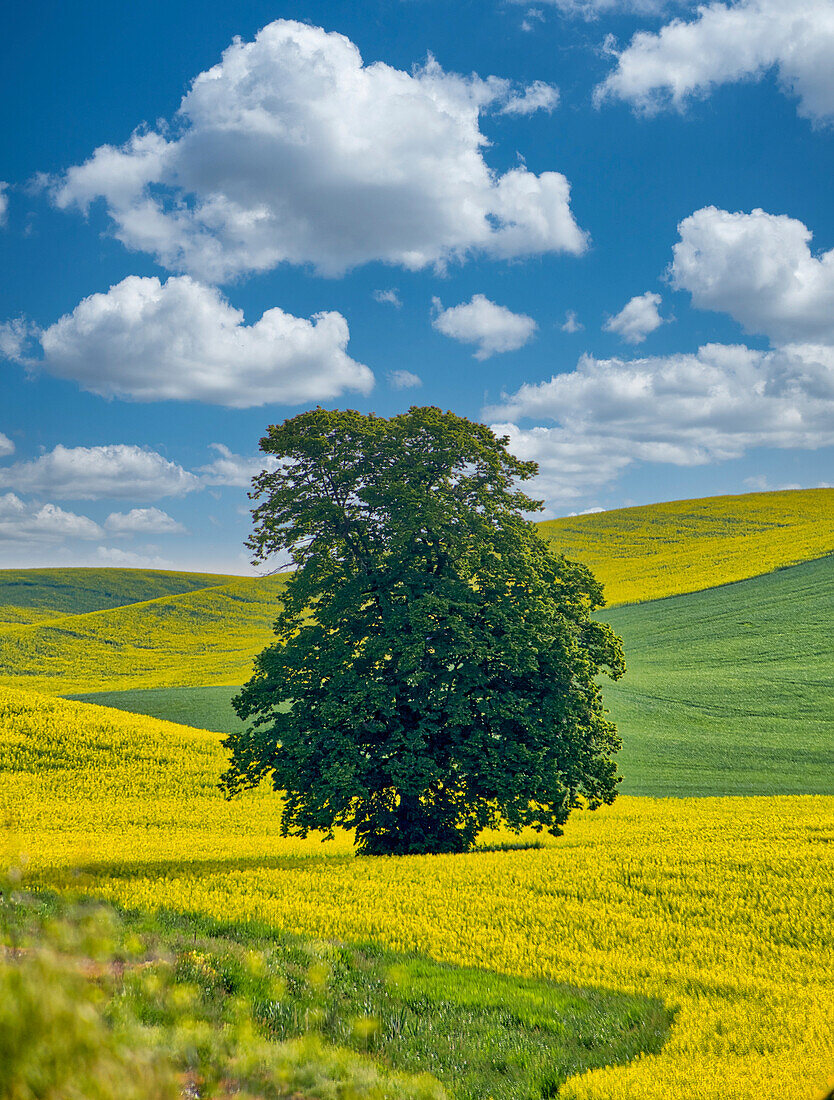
[2,684,832,1100]
[0,567,242,625]
[0,574,286,695]
[540,487,834,605]
[1,489,832,695]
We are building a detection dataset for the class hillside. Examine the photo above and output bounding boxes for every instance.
[539,487,834,605]
[602,553,834,795]
[1,489,831,696]
[0,567,243,625]
[0,574,286,695]
[76,555,834,798]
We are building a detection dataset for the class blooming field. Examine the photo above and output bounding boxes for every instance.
[540,487,834,605]
[3,685,833,1099]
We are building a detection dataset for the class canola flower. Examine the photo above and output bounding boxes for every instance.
[540,487,834,606]
[2,685,833,1100]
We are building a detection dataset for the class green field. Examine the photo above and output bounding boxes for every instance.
[0,566,242,625]
[604,553,834,795]
[73,554,834,798]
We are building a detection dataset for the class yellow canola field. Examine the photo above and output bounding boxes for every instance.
[540,487,834,605]
[2,686,833,1100]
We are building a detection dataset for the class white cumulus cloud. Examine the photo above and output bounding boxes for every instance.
[0,494,103,542]
[0,433,14,457]
[388,370,423,390]
[373,289,402,308]
[671,206,834,345]
[604,291,665,343]
[199,443,280,488]
[95,546,175,568]
[595,0,834,125]
[104,507,186,535]
[485,342,834,507]
[7,275,372,407]
[0,183,8,226]
[432,295,538,359]
[51,20,587,280]
[500,80,560,114]
[561,310,584,333]
[0,445,200,501]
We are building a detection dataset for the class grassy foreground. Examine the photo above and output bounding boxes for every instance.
[2,685,833,1100]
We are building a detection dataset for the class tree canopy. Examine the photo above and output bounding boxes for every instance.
[222,406,625,854]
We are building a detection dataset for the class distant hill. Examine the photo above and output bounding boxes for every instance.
[0,567,243,625]
[539,488,834,606]
[0,488,831,696]
[73,555,834,798]
[0,574,286,695]
[602,553,834,796]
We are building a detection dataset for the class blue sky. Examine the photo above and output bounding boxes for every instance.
[1,0,832,573]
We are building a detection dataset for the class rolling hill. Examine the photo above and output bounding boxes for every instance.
[74,554,834,798]
[0,566,242,625]
[539,487,834,605]
[0,574,287,694]
[0,488,831,701]
[602,552,834,795]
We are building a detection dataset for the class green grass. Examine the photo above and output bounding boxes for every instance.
[0,567,243,625]
[5,887,671,1100]
[67,685,249,734]
[539,487,834,606]
[601,554,834,796]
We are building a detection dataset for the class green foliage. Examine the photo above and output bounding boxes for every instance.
[539,487,834,606]
[72,548,834,798]
[0,567,240,625]
[601,552,834,795]
[224,407,624,855]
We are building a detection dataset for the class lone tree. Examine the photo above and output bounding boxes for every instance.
[222,406,625,855]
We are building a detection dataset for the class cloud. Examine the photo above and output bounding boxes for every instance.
[0,445,200,501]
[485,341,834,506]
[500,81,560,114]
[0,493,103,542]
[512,0,681,16]
[199,443,280,488]
[0,182,8,226]
[671,207,834,345]
[104,507,186,535]
[388,369,422,390]
[373,289,402,308]
[5,275,372,407]
[0,433,13,457]
[51,20,587,280]
[95,546,175,568]
[595,0,834,125]
[561,310,584,333]
[0,318,35,361]
[432,294,537,359]
[604,291,665,343]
